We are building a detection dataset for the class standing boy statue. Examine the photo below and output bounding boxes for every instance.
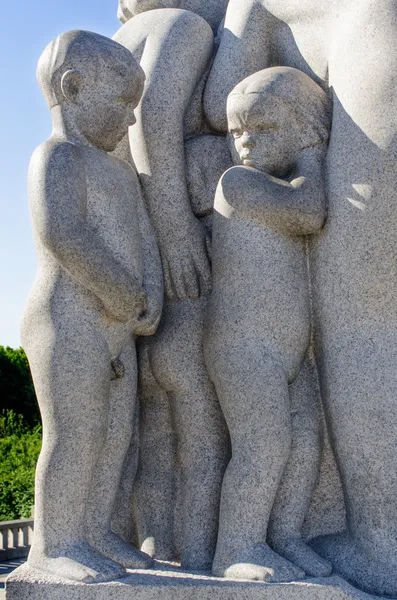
[21,30,163,583]
[205,67,330,581]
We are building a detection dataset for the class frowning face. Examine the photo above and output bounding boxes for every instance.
[118,0,181,22]
[227,94,301,177]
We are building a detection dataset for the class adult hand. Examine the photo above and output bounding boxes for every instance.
[160,216,212,301]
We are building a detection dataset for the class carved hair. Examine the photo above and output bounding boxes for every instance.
[228,67,331,147]
[37,30,142,109]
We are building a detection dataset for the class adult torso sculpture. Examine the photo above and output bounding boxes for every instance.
[206,1,397,596]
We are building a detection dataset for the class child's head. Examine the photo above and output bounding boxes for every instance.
[117,0,181,23]
[227,67,331,177]
[37,30,145,152]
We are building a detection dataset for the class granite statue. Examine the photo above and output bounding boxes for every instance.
[20,30,163,584]
[205,0,397,596]
[113,2,230,571]
[204,66,330,581]
[117,0,226,33]
[7,1,397,599]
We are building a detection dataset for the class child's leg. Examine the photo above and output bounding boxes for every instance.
[151,299,230,571]
[24,321,125,583]
[206,341,305,582]
[267,354,332,576]
[133,339,178,561]
[86,341,152,569]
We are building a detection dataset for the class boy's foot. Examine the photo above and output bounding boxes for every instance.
[212,542,306,581]
[90,531,154,569]
[269,536,332,577]
[28,541,126,583]
[141,536,178,562]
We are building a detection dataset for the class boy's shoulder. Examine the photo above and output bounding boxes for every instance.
[29,138,84,177]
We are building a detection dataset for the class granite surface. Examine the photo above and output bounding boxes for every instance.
[5,562,382,600]
[12,0,397,597]
[204,0,397,595]
[204,66,330,582]
[19,29,162,585]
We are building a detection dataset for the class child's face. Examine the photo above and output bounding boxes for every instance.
[75,59,144,152]
[227,95,301,177]
[118,0,180,22]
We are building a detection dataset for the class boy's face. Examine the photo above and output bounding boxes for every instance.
[74,57,144,153]
[118,0,181,22]
[227,95,301,177]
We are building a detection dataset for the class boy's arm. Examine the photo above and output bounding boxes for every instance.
[214,147,326,235]
[29,142,146,322]
[134,182,164,337]
[113,133,164,336]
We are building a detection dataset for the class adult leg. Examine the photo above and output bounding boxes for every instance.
[268,354,331,577]
[311,1,397,594]
[133,338,178,561]
[24,320,125,583]
[86,341,152,569]
[206,340,305,582]
[151,299,230,571]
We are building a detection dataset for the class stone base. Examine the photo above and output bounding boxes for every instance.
[5,561,382,600]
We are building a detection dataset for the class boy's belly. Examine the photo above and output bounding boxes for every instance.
[22,268,136,359]
[208,216,311,369]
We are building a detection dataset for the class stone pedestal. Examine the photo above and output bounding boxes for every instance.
[6,562,379,600]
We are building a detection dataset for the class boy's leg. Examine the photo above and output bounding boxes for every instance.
[267,354,331,576]
[86,341,152,568]
[206,340,304,582]
[24,321,125,583]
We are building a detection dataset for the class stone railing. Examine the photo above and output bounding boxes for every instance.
[0,519,34,560]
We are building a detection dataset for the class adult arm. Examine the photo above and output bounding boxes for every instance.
[204,0,274,132]
[115,10,214,300]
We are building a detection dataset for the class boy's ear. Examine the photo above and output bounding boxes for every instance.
[60,69,83,104]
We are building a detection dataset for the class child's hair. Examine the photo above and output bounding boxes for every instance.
[227,67,331,147]
[37,30,143,109]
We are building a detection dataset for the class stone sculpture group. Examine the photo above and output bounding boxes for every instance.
[7,1,397,599]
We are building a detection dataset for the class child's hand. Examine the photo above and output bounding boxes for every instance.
[103,282,148,323]
[134,289,163,337]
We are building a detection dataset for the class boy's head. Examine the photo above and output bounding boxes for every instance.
[227,67,331,177]
[37,30,145,152]
[117,0,180,23]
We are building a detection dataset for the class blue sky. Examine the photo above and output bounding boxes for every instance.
[0,1,121,348]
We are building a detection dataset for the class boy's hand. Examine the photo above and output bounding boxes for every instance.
[134,288,163,337]
[104,282,148,323]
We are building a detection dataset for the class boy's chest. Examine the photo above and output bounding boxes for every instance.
[84,152,142,258]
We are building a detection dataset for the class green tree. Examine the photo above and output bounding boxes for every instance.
[0,346,39,426]
[0,411,42,520]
